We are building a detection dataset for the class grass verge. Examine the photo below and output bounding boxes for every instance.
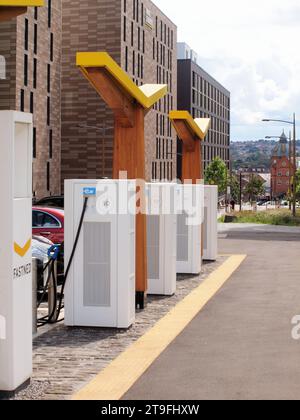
[219,209,300,227]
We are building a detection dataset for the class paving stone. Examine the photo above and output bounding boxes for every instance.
[11,258,225,400]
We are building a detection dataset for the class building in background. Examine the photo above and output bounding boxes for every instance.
[177,42,230,178]
[177,42,198,63]
[270,131,292,198]
[0,0,61,199]
[61,0,177,185]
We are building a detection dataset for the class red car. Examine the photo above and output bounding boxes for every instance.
[32,207,64,244]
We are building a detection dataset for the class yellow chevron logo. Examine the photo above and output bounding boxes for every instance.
[14,239,31,257]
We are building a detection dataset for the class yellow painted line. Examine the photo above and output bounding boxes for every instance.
[72,254,246,401]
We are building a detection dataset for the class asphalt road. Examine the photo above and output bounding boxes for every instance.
[123,227,300,400]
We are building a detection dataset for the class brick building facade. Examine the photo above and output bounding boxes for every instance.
[270,131,292,198]
[61,0,177,185]
[0,0,61,199]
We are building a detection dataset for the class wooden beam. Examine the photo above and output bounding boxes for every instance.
[172,120,196,152]
[85,68,135,128]
[113,106,147,295]
[0,6,26,21]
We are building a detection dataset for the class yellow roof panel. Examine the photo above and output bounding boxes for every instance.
[0,1,44,6]
[169,110,210,140]
[76,52,167,110]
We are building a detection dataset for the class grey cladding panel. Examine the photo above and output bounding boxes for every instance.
[177,213,189,262]
[147,215,160,280]
[83,222,111,307]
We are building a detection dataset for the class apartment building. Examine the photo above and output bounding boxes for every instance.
[61,0,177,184]
[177,43,230,177]
[0,0,61,199]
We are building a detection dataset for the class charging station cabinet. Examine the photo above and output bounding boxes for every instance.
[176,184,204,275]
[64,180,136,329]
[146,183,177,296]
[203,185,218,261]
[0,111,33,395]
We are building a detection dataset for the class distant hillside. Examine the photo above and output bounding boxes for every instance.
[230,140,300,171]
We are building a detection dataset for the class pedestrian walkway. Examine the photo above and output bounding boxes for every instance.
[123,226,300,400]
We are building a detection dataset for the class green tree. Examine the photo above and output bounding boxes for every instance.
[228,174,240,202]
[244,175,265,203]
[295,169,300,199]
[205,157,228,194]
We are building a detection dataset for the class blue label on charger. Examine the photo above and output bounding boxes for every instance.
[83,187,96,196]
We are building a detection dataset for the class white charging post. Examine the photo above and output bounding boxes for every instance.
[0,111,33,396]
[64,180,136,329]
[203,185,218,261]
[146,183,177,296]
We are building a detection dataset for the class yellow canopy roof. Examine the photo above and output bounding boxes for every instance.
[77,52,168,110]
[169,110,210,140]
[0,1,44,5]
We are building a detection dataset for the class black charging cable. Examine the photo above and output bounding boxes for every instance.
[36,196,89,326]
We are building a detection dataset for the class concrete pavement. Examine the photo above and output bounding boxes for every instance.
[123,226,300,400]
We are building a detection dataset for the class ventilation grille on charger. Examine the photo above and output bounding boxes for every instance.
[147,215,160,280]
[83,222,111,307]
[177,213,189,262]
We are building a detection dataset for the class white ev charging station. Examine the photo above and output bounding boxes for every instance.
[203,185,218,261]
[64,180,136,329]
[146,183,177,296]
[176,184,204,275]
[0,111,33,395]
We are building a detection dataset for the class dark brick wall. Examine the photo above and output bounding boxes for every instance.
[0,1,62,199]
[61,0,177,187]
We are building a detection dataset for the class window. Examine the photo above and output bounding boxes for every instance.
[131,22,134,47]
[24,18,29,51]
[132,51,135,75]
[47,97,50,125]
[20,89,25,112]
[24,54,28,86]
[49,129,53,159]
[33,58,37,89]
[47,162,50,191]
[50,33,54,62]
[125,46,128,72]
[48,0,52,28]
[34,23,38,54]
[123,16,126,42]
[47,64,51,93]
[141,55,144,79]
[33,127,36,158]
[32,210,60,228]
[30,92,34,114]
[34,6,38,20]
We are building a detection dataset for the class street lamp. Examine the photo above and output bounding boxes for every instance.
[262,115,297,217]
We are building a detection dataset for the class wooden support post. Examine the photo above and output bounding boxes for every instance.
[169,111,210,258]
[77,52,167,309]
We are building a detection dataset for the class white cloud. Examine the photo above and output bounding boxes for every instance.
[155,0,300,140]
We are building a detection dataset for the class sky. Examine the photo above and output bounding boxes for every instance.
[155,0,300,141]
